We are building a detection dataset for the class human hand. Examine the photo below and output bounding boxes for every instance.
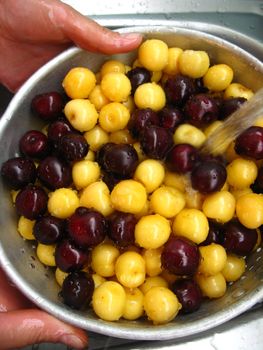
[0,267,88,349]
[0,0,142,92]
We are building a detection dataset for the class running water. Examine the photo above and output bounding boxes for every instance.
[201,88,263,155]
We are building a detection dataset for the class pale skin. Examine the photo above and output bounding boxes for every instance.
[0,0,142,92]
[0,0,142,348]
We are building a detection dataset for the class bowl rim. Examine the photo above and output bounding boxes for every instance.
[1,25,263,340]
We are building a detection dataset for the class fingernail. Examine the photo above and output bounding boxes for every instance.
[60,334,87,349]
[121,32,143,41]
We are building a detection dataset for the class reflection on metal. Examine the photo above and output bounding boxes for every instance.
[61,0,263,16]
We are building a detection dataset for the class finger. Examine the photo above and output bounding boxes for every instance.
[0,39,70,92]
[50,2,143,54]
[0,268,32,311]
[0,309,88,349]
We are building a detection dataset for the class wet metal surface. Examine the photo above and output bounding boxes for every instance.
[1,1,263,349]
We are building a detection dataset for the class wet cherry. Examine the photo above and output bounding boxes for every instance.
[33,215,66,244]
[219,97,246,120]
[126,67,151,94]
[19,130,50,159]
[222,220,258,256]
[171,279,202,313]
[1,157,37,190]
[184,94,219,127]
[67,207,107,248]
[58,132,89,162]
[252,166,263,193]
[99,143,138,178]
[15,184,48,220]
[200,220,224,246]
[140,126,174,160]
[31,91,64,121]
[128,108,159,138]
[158,106,184,132]
[108,211,137,247]
[101,171,122,191]
[37,156,72,190]
[191,160,227,194]
[163,74,196,107]
[47,118,74,149]
[55,239,89,272]
[166,144,199,173]
[61,271,94,309]
[235,126,263,160]
[161,236,200,275]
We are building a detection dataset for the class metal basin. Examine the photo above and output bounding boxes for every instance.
[0,26,263,341]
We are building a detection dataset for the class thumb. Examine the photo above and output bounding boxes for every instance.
[51,2,143,54]
[0,309,88,349]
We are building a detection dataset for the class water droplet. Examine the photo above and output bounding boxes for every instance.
[20,248,25,254]
[256,247,261,253]
[232,288,245,299]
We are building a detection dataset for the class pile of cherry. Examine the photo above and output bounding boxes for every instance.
[1,67,263,317]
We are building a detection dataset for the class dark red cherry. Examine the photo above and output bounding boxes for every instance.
[200,221,224,246]
[37,156,72,190]
[235,126,263,160]
[163,74,196,107]
[31,91,64,121]
[55,239,89,272]
[166,144,198,173]
[67,207,107,248]
[184,94,219,127]
[15,184,48,220]
[101,171,122,191]
[158,106,184,132]
[128,108,159,138]
[191,160,227,194]
[195,78,209,93]
[161,236,200,275]
[140,126,174,160]
[96,142,115,164]
[219,97,246,120]
[108,211,137,247]
[47,118,73,148]
[99,143,138,178]
[19,130,50,159]
[33,215,65,244]
[58,133,89,162]
[222,220,258,256]
[61,271,94,309]
[1,157,37,189]
[171,279,202,313]
[126,67,151,94]
[252,166,263,193]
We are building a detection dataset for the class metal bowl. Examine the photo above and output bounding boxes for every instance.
[0,26,263,341]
